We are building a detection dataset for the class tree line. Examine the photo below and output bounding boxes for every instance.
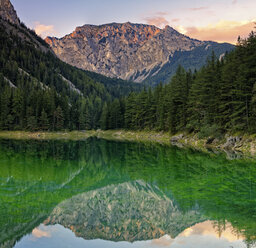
[101,31,256,136]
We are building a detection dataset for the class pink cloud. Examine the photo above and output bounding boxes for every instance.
[180,221,244,242]
[171,18,180,23]
[34,22,57,38]
[144,11,170,28]
[32,228,51,238]
[145,16,169,28]
[177,20,255,44]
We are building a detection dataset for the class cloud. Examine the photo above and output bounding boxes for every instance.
[176,19,255,44]
[189,7,208,11]
[32,228,51,238]
[34,22,56,38]
[145,16,169,28]
[180,221,244,242]
[172,18,180,23]
[144,11,170,28]
[232,0,237,4]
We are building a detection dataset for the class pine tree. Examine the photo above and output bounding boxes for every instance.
[100,102,108,130]
[54,106,64,131]
[0,87,11,130]
[12,89,23,129]
[40,109,49,131]
[26,106,37,131]
[167,66,188,133]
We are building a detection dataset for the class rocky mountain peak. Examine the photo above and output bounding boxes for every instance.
[0,0,19,25]
[46,22,204,82]
[67,22,162,46]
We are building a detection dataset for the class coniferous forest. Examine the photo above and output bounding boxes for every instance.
[101,31,256,136]
[1,16,256,136]
[0,19,141,131]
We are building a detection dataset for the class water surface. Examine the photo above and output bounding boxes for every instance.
[0,138,255,248]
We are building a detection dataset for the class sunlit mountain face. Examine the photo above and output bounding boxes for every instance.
[0,138,256,248]
[45,22,234,85]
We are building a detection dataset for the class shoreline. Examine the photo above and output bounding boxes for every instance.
[0,130,255,157]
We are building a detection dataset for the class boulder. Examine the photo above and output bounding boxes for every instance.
[223,136,242,149]
[170,134,184,143]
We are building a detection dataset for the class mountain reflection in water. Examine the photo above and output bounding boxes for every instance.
[0,138,255,248]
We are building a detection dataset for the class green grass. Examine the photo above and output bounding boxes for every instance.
[0,130,97,140]
[0,130,172,144]
[0,130,171,144]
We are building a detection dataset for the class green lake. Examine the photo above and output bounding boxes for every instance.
[0,138,256,248]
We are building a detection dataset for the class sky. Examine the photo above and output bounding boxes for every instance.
[12,0,256,44]
[16,221,246,248]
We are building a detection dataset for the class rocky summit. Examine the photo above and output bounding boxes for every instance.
[45,22,233,83]
[0,0,19,25]
[46,23,205,82]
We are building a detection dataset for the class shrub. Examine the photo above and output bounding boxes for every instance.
[197,124,223,140]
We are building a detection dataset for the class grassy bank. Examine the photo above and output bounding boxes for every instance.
[0,130,256,156]
[0,130,171,144]
[0,130,97,140]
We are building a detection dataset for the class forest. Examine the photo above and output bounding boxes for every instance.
[0,19,141,131]
[1,17,256,137]
[101,31,256,136]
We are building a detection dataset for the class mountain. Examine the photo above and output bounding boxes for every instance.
[0,0,19,25]
[46,22,234,84]
[0,1,141,131]
[45,180,205,242]
[144,41,234,86]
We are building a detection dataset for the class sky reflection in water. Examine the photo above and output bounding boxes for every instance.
[15,221,245,248]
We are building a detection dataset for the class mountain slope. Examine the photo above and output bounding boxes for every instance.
[144,41,234,86]
[0,0,141,131]
[0,0,19,25]
[46,22,234,84]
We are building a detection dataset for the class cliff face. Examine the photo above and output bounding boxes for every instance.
[45,180,205,242]
[46,23,205,82]
[0,0,53,54]
[0,0,19,25]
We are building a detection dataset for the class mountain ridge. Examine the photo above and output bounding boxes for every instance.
[46,22,234,84]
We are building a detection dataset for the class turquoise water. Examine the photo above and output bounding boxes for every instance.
[0,138,255,248]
